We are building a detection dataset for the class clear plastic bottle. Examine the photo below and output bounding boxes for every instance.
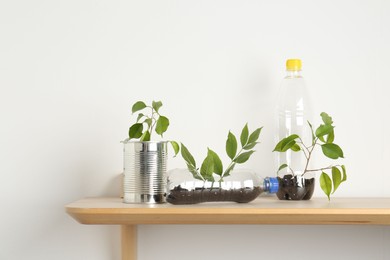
[276,59,314,200]
[166,168,278,205]
[276,59,311,175]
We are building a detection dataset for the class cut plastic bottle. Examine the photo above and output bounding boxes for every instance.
[276,59,314,200]
[166,168,278,205]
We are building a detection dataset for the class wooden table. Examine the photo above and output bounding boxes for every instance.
[65,197,390,260]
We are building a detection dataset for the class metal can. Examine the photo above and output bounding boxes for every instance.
[123,140,167,203]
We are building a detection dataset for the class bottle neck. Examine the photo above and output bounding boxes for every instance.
[264,177,279,193]
[285,69,302,78]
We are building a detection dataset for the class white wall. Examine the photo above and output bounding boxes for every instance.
[1,0,390,259]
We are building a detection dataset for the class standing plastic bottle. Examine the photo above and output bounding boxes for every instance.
[276,59,311,176]
[166,168,279,205]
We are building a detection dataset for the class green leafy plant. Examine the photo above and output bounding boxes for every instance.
[128,100,179,156]
[181,124,263,183]
[273,112,346,200]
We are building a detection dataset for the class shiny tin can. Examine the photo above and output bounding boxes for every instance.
[123,141,167,203]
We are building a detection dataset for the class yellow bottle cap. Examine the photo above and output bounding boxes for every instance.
[286,59,302,71]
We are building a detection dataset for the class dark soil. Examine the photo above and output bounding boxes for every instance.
[276,174,315,200]
[167,186,263,205]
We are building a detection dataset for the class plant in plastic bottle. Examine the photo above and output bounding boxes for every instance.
[273,112,346,201]
[166,124,278,204]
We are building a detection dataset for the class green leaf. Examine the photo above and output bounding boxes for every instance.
[248,127,263,144]
[132,101,147,113]
[208,148,223,175]
[234,150,255,164]
[243,142,258,150]
[326,128,335,144]
[170,141,180,157]
[315,124,334,140]
[291,144,301,151]
[129,123,143,139]
[321,112,333,125]
[140,130,150,141]
[283,140,298,152]
[273,139,284,152]
[315,118,335,143]
[240,123,249,147]
[332,167,342,194]
[155,116,169,136]
[341,165,347,182]
[307,121,316,145]
[226,131,238,160]
[273,134,300,152]
[144,118,153,128]
[152,101,163,113]
[320,172,332,201]
[180,143,196,168]
[200,154,214,181]
[282,139,298,152]
[321,143,344,159]
[277,164,288,173]
[136,113,144,122]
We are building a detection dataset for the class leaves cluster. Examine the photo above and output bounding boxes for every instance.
[128,100,179,156]
[129,101,169,141]
[181,124,263,182]
[273,112,346,200]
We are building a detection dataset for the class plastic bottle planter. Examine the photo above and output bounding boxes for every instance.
[123,140,167,204]
[166,169,278,205]
[275,59,313,201]
[276,173,315,200]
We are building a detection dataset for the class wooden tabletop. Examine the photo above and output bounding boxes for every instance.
[66,197,390,225]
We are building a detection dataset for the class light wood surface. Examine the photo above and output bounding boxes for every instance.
[66,197,390,260]
[121,225,136,260]
[66,197,390,225]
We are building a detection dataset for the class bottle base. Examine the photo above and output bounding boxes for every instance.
[276,174,315,200]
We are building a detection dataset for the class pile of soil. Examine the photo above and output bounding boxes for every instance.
[276,174,315,200]
[167,186,263,205]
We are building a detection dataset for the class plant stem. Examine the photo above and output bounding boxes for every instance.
[150,106,156,138]
[297,137,309,159]
[302,138,318,176]
[305,165,342,173]
[223,161,235,178]
[195,168,205,182]
[222,146,245,178]
[288,165,296,176]
[210,181,215,191]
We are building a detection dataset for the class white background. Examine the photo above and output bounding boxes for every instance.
[1,0,390,259]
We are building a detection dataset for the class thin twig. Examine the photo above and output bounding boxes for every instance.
[302,138,318,176]
[305,165,343,173]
